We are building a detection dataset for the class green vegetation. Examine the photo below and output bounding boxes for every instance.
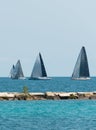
[22,86,29,94]
[21,86,33,100]
[70,94,78,99]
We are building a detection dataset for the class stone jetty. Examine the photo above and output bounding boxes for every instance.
[0,92,96,100]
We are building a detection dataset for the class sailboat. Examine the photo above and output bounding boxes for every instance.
[10,65,16,79]
[72,46,90,80]
[29,53,50,80]
[10,60,25,79]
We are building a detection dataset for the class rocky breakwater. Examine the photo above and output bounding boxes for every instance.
[0,92,96,100]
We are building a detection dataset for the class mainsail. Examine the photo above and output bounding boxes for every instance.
[10,60,24,79]
[72,46,90,80]
[30,53,48,79]
[10,65,16,79]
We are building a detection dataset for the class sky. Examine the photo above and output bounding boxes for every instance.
[0,0,96,77]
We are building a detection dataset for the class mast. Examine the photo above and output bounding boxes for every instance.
[72,46,90,80]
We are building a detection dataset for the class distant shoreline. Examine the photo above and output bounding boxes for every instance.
[0,92,96,100]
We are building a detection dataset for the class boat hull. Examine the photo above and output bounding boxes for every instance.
[72,77,91,80]
[11,77,26,80]
[29,77,51,80]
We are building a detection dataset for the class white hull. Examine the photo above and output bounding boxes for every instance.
[18,77,26,80]
[72,77,90,80]
[10,76,26,80]
[29,77,51,80]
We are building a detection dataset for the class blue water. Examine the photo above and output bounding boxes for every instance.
[0,77,96,92]
[0,77,96,130]
[0,100,96,130]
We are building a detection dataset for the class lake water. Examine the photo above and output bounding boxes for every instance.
[0,77,96,92]
[0,100,96,130]
[0,77,96,130]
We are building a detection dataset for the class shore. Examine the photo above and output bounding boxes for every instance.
[0,92,96,100]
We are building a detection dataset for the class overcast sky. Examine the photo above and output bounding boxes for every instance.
[0,0,96,77]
